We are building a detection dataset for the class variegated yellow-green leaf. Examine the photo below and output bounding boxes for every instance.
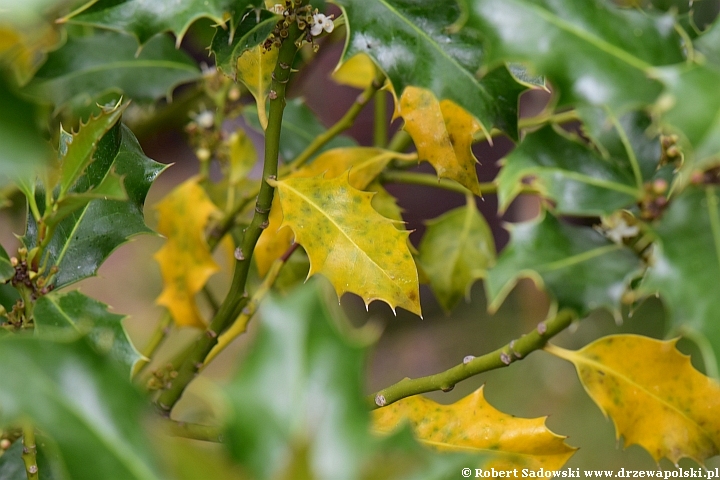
[373,386,576,471]
[546,335,720,464]
[254,147,414,275]
[269,174,420,315]
[237,45,278,130]
[332,53,376,89]
[419,196,495,311]
[399,87,484,196]
[154,177,220,328]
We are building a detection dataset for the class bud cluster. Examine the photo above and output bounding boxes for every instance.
[263,1,334,53]
[1,247,57,330]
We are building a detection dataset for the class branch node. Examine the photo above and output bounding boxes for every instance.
[269,90,278,100]
[537,321,548,335]
[500,352,512,365]
[375,394,387,407]
[234,247,245,261]
[462,355,475,365]
[441,384,454,392]
[205,329,218,339]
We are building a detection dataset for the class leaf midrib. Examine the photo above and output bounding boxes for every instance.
[556,347,718,449]
[35,60,199,84]
[534,244,621,273]
[279,180,410,299]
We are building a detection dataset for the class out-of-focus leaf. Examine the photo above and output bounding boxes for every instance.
[227,129,257,184]
[56,102,127,197]
[368,181,404,225]
[373,386,576,470]
[0,243,13,283]
[0,284,19,312]
[0,436,61,480]
[244,98,356,162]
[331,52,376,89]
[154,178,220,328]
[579,108,661,182]
[486,212,641,318]
[153,436,243,480]
[0,337,163,480]
[696,18,720,67]
[24,32,200,112]
[24,123,165,288]
[547,335,720,464]
[223,280,487,480]
[64,0,257,46]
[497,126,641,216]
[335,0,525,138]
[255,147,412,275]
[0,76,50,177]
[0,22,61,84]
[462,0,684,112]
[399,87,484,196]
[655,64,720,171]
[34,290,142,377]
[640,187,720,378]
[211,7,279,83]
[270,175,420,315]
[419,198,495,312]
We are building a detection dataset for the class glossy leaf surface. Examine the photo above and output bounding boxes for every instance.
[154,178,220,328]
[399,87,484,196]
[462,0,684,111]
[270,174,420,315]
[419,198,495,311]
[373,386,576,470]
[497,126,641,215]
[0,337,162,480]
[641,187,720,377]
[65,0,256,45]
[24,123,164,288]
[255,147,411,275]
[224,281,485,480]
[486,212,641,317]
[34,290,142,377]
[25,32,200,111]
[547,335,720,464]
[335,0,525,137]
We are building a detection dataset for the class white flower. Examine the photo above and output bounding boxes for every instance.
[310,13,334,36]
[602,217,639,243]
[270,4,284,14]
[193,110,215,129]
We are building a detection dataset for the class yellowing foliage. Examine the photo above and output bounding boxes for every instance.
[372,387,576,470]
[236,44,278,130]
[254,147,415,275]
[269,174,421,315]
[398,87,485,196]
[154,178,220,328]
[332,53,376,89]
[546,335,720,464]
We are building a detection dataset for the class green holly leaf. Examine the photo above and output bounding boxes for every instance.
[496,126,642,216]
[0,243,13,284]
[0,76,50,178]
[24,122,165,288]
[64,0,261,46]
[0,284,19,312]
[0,337,163,480]
[244,98,356,162]
[419,197,495,312]
[462,0,684,112]
[656,64,720,171]
[486,212,641,318]
[640,186,720,378]
[24,32,200,112]
[34,290,143,377]
[695,18,720,67]
[223,280,486,480]
[334,0,526,138]
[211,7,279,80]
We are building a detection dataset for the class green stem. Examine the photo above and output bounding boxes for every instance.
[132,311,173,380]
[155,23,303,416]
[374,88,387,147]
[21,426,38,480]
[380,171,497,195]
[367,310,574,409]
[159,418,223,443]
[387,130,412,153]
[289,68,385,170]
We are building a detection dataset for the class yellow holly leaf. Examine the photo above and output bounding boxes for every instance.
[332,53,376,89]
[269,174,421,315]
[228,129,257,184]
[399,87,486,196]
[372,387,576,470]
[236,44,278,130]
[254,147,414,275]
[154,178,220,328]
[546,335,720,464]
